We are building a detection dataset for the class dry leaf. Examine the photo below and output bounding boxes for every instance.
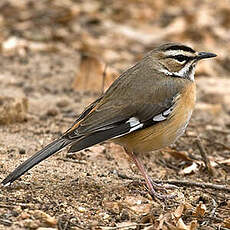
[115,222,137,229]
[124,196,151,214]
[193,202,206,217]
[72,54,118,93]
[103,201,120,214]
[164,149,193,162]
[176,218,190,230]
[32,210,57,227]
[179,162,199,175]
[173,204,185,220]
[223,217,230,228]
[157,213,171,230]
[0,88,28,125]
[189,221,198,230]
[159,204,198,230]
[218,158,230,165]
[176,218,198,230]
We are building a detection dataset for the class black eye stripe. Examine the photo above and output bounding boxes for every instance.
[168,55,194,62]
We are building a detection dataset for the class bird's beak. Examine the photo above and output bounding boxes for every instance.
[196,52,217,60]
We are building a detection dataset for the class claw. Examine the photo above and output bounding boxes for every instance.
[125,149,178,201]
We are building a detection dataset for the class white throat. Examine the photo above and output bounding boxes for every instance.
[159,65,195,81]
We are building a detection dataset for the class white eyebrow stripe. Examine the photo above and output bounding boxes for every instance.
[164,50,194,57]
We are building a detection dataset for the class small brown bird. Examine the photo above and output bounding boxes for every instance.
[2,43,216,199]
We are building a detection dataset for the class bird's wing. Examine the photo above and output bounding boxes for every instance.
[1,62,185,185]
[65,68,185,152]
[66,98,178,153]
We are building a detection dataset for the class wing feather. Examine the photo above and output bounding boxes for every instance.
[1,54,187,186]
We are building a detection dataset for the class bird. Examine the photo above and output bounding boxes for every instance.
[2,43,216,199]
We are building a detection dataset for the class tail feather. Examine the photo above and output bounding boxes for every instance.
[68,123,131,153]
[2,120,132,185]
[2,138,70,186]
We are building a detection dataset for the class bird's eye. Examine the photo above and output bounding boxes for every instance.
[172,55,190,63]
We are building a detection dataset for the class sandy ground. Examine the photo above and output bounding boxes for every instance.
[0,0,230,229]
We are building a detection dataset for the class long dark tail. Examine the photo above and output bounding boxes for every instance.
[2,121,133,185]
[2,138,71,186]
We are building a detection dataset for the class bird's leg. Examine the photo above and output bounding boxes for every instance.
[124,148,176,200]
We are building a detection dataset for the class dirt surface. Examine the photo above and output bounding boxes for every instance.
[0,0,230,229]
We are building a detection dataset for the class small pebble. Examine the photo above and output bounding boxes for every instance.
[46,108,58,117]
[56,99,69,108]
[19,148,26,154]
[78,206,86,213]
[37,228,57,230]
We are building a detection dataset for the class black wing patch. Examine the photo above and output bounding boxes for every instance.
[68,121,131,152]
[66,105,174,153]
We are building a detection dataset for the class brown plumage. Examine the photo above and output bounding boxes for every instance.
[114,80,196,153]
[2,43,216,199]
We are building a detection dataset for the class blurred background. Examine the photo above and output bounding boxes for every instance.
[0,0,230,229]
[0,0,230,118]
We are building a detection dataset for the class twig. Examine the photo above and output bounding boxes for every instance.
[195,139,216,176]
[117,173,230,192]
[211,129,230,135]
[0,203,34,208]
[0,219,12,227]
[184,133,230,150]
[117,173,135,180]
[58,218,69,230]
[56,158,86,164]
[0,204,15,209]
[184,214,223,223]
[204,190,228,200]
[101,64,108,95]
[210,198,218,217]
[201,198,218,226]
[99,223,151,229]
[70,223,85,229]
[213,141,230,151]
[150,180,230,192]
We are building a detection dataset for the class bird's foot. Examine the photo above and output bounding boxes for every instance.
[148,188,177,201]
[149,178,178,191]
[145,177,178,201]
